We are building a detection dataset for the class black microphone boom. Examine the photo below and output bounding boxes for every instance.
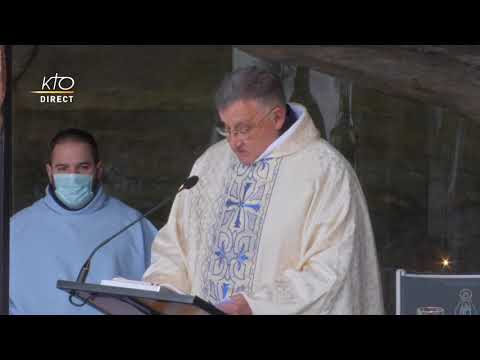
[75,175,199,284]
[178,175,198,191]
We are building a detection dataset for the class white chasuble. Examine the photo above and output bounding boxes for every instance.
[144,103,384,315]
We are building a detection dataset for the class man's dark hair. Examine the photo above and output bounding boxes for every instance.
[48,128,99,164]
[214,66,286,111]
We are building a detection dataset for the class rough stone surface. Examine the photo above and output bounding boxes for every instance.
[12,45,231,227]
[237,45,480,125]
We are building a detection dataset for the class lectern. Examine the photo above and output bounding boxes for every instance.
[57,280,225,315]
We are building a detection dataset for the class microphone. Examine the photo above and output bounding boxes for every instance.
[178,175,199,192]
[74,175,199,285]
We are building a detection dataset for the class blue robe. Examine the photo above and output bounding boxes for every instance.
[9,186,158,315]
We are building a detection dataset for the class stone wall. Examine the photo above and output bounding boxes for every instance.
[353,86,480,313]
[12,45,231,226]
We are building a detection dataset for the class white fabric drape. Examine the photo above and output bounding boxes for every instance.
[144,103,384,314]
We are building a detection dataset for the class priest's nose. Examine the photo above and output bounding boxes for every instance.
[228,135,243,149]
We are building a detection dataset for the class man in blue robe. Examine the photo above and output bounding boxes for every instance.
[9,128,158,314]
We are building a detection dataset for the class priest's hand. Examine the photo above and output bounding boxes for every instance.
[216,294,252,315]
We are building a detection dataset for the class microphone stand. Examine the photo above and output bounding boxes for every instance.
[69,176,198,307]
[75,196,173,284]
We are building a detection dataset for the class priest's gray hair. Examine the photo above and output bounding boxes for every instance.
[214,65,286,112]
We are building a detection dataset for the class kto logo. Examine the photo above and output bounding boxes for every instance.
[30,73,75,103]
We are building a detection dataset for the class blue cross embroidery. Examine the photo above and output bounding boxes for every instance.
[214,242,228,266]
[235,244,249,272]
[225,182,261,228]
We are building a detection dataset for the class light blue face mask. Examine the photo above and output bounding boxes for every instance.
[53,174,95,210]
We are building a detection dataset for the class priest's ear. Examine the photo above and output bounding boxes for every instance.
[272,105,287,131]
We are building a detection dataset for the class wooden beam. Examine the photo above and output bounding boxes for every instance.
[236,45,480,123]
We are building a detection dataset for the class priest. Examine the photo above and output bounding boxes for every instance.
[143,66,384,315]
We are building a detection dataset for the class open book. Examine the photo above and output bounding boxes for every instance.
[100,277,186,295]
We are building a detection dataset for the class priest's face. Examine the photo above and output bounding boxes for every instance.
[46,140,103,185]
[218,99,286,165]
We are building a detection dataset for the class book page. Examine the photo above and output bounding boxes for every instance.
[100,277,186,295]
